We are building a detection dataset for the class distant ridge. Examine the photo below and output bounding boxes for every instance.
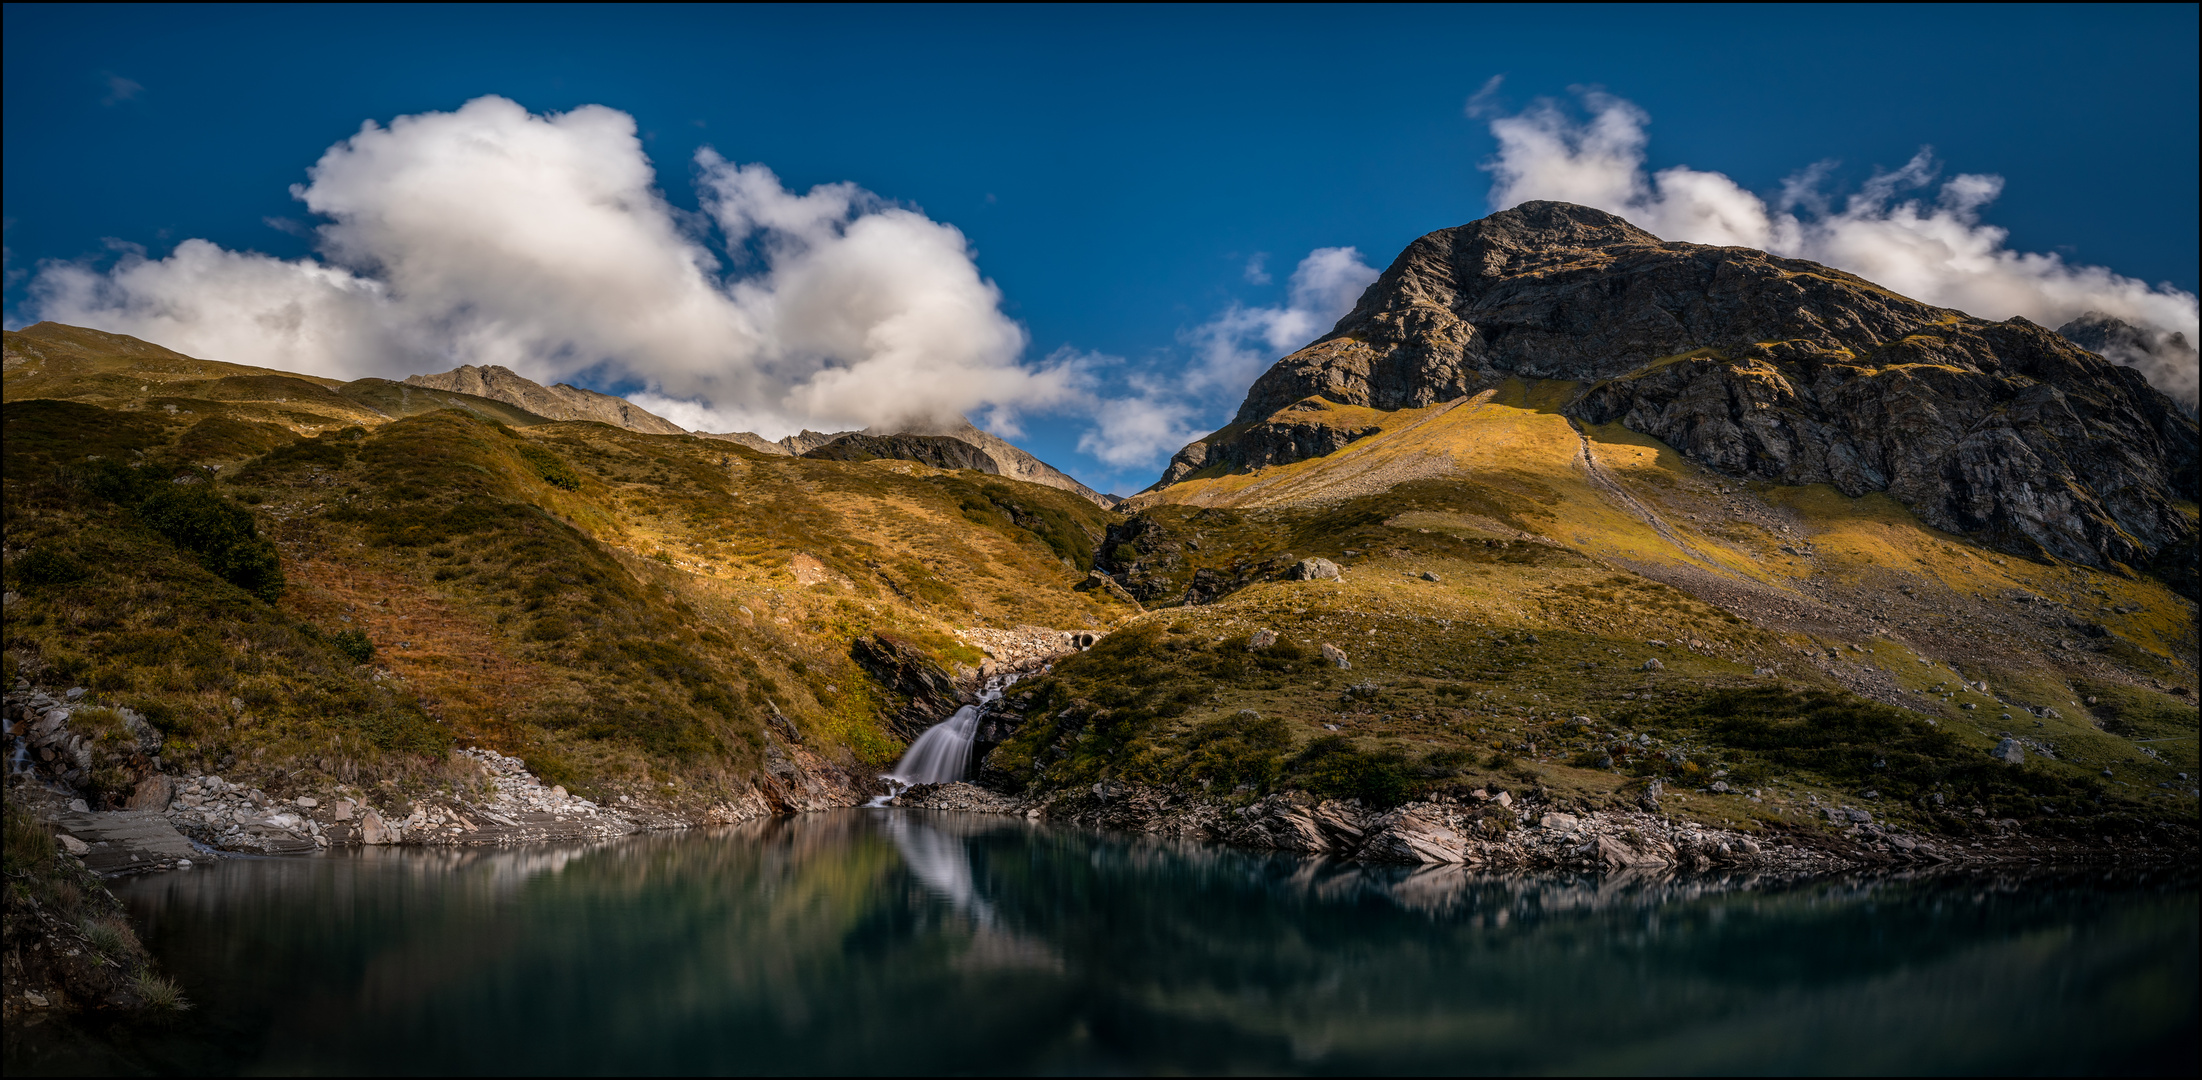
[404,365,688,435]
[701,419,1116,507]
[407,362,1114,507]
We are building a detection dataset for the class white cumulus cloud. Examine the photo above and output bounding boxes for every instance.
[26,96,1076,438]
[1477,86,2200,408]
[1180,246,1378,397]
[1072,247,1380,475]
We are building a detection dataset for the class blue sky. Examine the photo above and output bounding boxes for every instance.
[5,3,2196,492]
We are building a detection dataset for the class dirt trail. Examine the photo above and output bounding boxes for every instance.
[1567,418,1726,567]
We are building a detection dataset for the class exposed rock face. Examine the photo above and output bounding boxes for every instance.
[903,417,1117,507]
[1157,403,1382,487]
[850,634,972,740]
[1288,557,1344,582]
[799,432,1001,473]
[2057,312,2199,418]
[1175,201,2198,571]
[710,418,1116,507]
[405,364,688,435]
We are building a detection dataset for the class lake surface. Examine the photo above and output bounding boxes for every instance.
[13,811,2197,1075]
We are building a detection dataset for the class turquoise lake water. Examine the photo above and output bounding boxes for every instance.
[12,810,2197,1075]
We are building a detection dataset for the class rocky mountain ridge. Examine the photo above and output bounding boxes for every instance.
[1161,202,2198,579]
[404,364,689,434]
[405,362,1113,506]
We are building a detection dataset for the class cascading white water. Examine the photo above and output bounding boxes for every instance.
[890,704,984,785]
[869,676,1014,805]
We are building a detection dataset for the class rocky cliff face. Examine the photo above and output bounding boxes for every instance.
[800,432,1001,474]
[2057,312,2199,418]
[405,364,689,435]
[1168,201,2199,573]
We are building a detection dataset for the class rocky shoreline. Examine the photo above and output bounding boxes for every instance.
[889,780,2178,872]
[2,681,808,880]
[8,671,2173,881]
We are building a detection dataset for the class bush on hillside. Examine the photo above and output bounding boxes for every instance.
[1177,710,1290,793]
[137,485,285,602]
[17,545,90,586]
[331,628,376,664]
[516,444,582,490]
[1287,736,1414,807]
[81,460,285,601]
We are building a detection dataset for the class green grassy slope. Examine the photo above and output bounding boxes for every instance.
[4,386,1126,811]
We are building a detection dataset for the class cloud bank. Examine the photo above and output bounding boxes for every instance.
[1478,87,2200,408]
[1075,247,1379,470]
[27,96,1077,438]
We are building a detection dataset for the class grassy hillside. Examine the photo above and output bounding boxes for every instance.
[3,325,1128,811]
[5,326,2192,843]
[988,377,2199,838]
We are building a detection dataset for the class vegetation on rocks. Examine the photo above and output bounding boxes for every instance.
[2,803,183,1017]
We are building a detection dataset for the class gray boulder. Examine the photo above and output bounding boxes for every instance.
[1289,557,1344,582]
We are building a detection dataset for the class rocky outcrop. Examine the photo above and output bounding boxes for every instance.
[8,687,164,809]
[959,625,1098,680]
[1030,784,1911,870]
[1155,404,1383,487]
[903,417,1117,507]
[404,364,689,435]
[2057,312,2199,418]
[799,432,1001,473]
[1168,201,2198,571]
[709,419,1116,507]
[850,634,972,740]
[4,683,842,863]
[1098,513,1301,606]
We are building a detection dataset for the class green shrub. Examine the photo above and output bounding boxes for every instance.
[331,628,376,664]
[17,545,90,586]
[516,444,582,490]
[135,484,285,601]
[1178,710,1290,792]
[81,914,140,958]
[1288,736,1413,807]
[132,969,190,1011]
[3,804,57,869]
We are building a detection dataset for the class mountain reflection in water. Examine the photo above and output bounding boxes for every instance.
[12,811,2196,1076]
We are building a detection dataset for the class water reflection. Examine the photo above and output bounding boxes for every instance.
[11,812,2196,1075]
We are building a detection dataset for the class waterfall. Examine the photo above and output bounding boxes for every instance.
[870,676,1013,804]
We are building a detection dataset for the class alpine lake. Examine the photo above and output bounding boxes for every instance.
[10,810,2196,1076]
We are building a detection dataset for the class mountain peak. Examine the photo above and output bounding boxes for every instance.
[1167,202,2197,575]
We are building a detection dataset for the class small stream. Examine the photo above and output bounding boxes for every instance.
[8,813,2195,1075]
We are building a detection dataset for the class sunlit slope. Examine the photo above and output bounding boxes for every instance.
[3,323,554,442]
[1143,378,2193,678]
[4,389,1132,809]
[1064,377,2197,824]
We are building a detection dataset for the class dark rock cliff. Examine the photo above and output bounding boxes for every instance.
[849,634,972,741]
[800,433,1001,474]
[1167,201,2198,573]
